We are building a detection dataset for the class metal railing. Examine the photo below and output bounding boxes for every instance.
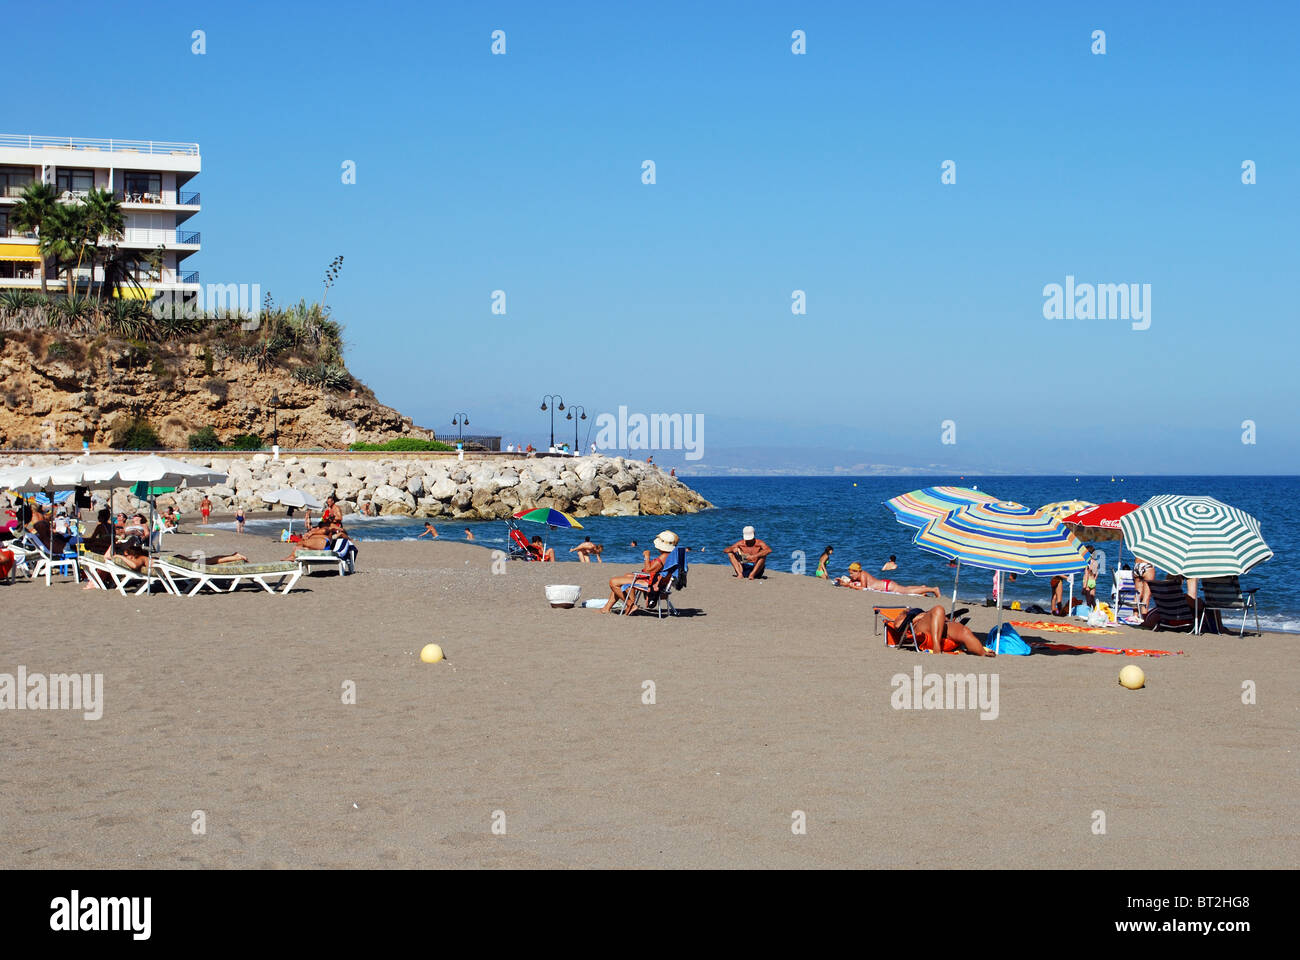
[180,271,199,284]
[177,191,200,205]
[176,230,200,244]
[0,134,199,156]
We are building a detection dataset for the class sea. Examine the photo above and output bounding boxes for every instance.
[227,475,1300,633]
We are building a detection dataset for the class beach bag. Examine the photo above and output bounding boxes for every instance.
[987,624,1031,655]
[1087,608,1110,628]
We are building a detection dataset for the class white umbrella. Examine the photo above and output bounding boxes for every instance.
[97,456,229,593]
[261,488,323,534]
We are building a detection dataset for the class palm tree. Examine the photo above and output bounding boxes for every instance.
[80,188,124,299]
[9,181,58,294]
[42,203,84,298]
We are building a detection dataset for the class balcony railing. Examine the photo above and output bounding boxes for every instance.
[177,190,199,205]
[177,230,200,244]
[180,270,199,284]
[0,134,199,156]
[116,190,200,206]
[1,183,35,199]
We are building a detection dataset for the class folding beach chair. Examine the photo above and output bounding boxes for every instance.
[1112,570,1141,622]
[1147,579,1194,632]
[1198,576,1260,636]
[623,547,688,618]
[505,518,539,561]
[874,606,926,651]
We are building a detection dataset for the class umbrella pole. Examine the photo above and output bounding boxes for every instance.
[995,570,1004,654]
[950,559,961,616]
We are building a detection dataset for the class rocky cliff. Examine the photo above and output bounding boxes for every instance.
[0,330,435,450]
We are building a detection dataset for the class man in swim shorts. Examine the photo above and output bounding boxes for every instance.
[200,496,212,524]
[724,526,771,580]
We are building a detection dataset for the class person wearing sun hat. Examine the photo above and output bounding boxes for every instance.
[723,525,772,580]
[600,530,679,615]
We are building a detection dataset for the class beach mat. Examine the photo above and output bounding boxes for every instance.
[1028,641,1185,658]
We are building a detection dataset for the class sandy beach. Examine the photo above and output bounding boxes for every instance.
[2,526,1295,870]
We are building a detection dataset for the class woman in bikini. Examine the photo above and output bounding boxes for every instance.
[815,546,833,579]
[836,562,940,597]
[885,606,996,657]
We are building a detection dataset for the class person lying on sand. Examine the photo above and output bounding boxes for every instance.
[885,605,996,657]
[724,526,771,579]
[836,562,940,597]
[570,537,601,562]
[600,531,678,615]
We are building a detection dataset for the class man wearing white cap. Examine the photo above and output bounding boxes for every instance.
[724,525,771,580]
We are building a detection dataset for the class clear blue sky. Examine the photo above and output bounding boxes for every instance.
[10,1,1298,473]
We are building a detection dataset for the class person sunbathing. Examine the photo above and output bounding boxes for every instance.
[885,605,996,657]
[202,552,250,565]
[529,536,556,562]
[115,540,153,573]
[600,531,678,615]
[836,562,940,597]
[283,523,334,560]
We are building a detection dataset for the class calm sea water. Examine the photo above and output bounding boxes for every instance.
[233,475,1300,632]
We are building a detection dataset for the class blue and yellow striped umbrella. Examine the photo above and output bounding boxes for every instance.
[913,500,1089,576]
[884,486,996,529]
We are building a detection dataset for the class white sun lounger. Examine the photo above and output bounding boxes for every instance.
[154,554,303,596]
[79,551,161,595]
[295,548,354,576]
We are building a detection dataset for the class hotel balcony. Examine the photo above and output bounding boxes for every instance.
[120,227,201,248]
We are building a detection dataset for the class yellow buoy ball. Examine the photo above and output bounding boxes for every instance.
[420,643,444,664]
[1118,664,1145,689]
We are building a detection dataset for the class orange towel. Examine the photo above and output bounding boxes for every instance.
[1010,620,1119,635]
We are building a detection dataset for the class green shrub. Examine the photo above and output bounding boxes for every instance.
[349,438,454,452]
[111,417,162,450]
[187,426,221,450]
[227,433,263,451]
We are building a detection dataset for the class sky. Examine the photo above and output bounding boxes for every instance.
[7,0,1298,474]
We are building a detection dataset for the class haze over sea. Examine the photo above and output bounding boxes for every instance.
[231,474,1300,633]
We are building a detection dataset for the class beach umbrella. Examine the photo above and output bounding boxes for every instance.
[1119,495,1272,579]
[885,486,997,613]
[262,488,324,534]
[512,507,584,529]
[1061,500,1139,608]
[914,501,1090,652]
[1040,500,1094,521]
[95,456,228,593]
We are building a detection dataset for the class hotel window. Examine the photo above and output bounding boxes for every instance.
[123,172,162,200]
[0,165,35,198]
[56,169,95,196]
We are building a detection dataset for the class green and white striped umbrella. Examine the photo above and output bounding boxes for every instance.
[1120,495,1273,577]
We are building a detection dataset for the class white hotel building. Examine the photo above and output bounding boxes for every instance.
[0,133,200,296]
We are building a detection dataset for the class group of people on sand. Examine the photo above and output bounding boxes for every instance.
[282,496,354,562]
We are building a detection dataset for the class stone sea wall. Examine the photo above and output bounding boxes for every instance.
[3,454,713,521]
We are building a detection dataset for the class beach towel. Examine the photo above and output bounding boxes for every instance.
[1010,620,1119,635]
[1028,641,1183,658]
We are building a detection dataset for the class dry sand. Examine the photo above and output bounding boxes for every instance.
[2,526,1295,869]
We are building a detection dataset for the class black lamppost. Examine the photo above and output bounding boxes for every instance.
[565,405,587,453]
[269,392,280,447]
[452,412,469,440]
[540,394,564,449]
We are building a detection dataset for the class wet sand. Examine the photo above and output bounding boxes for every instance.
[1,527,1294,868]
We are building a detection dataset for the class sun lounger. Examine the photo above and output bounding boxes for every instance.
[296,548,354,576]
[154,554,302,596]
[78,551,159,595]
[1147,579,1194,632]
[1198,576,1260,636]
